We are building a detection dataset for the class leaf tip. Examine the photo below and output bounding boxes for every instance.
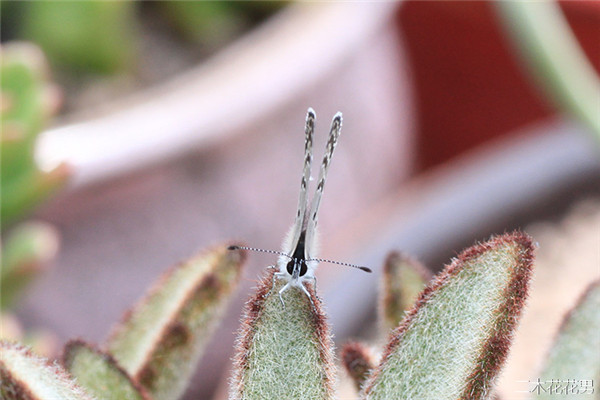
[380,251,431,330]
[365,231,536,399]
[231,269,335,399]
[1,340,93,400]
[341,341,376,392]
[63,339,150,400]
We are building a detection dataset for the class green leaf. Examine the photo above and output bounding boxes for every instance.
[536,280,600,399]
[380,251,431,332]
[0,340,93,400]
[63,340,149,400]
[107,244,245,400]
[363,232,535,400]
[230,270,335,400]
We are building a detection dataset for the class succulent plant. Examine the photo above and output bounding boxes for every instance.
[1,231,597,399]
[1,42,69,342]
[1,42,69,229]
[0,221,59,310]
[534,279,600,399]
[0,341,93,400]
[1,244,246,399]
[361,232,534,400]
[379,251,431,333]
[3,1,285,78]
[230,270,336,400]
[229,231,536,400]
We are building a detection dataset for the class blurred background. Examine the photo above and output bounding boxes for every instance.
[1,1,599,399]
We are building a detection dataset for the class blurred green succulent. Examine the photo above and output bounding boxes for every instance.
[1,43,68,324]
[19,1,137,75]
[1,42,69,229]
[159,1,286,48]
[2,1,286,77]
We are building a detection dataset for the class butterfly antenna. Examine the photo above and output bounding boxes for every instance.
[306,257,372,273]
[228,245,292,260]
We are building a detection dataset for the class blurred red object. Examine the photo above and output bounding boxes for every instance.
[399,1,600,170]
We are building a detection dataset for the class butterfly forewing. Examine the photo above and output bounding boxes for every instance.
[283,109,315,258]
[304,112,342,259]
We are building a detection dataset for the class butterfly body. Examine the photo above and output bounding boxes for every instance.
[274,225,317,306]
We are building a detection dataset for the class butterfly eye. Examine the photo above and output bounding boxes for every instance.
[286,260,295,275]
[299,261,308,277]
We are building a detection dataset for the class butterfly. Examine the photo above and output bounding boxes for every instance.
[230,108,371,308]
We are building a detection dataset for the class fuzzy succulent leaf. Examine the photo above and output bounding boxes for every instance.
[341,341,376,393]
[63,340,149,400]
[0,340,94,400]
[107,244,246,400]
[363,232,534,400]
[381,251,431,332]
[1,222,59,309]
[230,270,335,400]
[535,280,600,399]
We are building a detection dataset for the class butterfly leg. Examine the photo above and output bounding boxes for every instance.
[299,282,316,311]
[278,280,294,309]
[264,271,285,301]
[310,276,321,303]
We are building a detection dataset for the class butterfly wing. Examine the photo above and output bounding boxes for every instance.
[304,112,342,260]
[281,108,315,259]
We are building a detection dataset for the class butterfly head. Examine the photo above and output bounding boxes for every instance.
[279,229,315,282]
